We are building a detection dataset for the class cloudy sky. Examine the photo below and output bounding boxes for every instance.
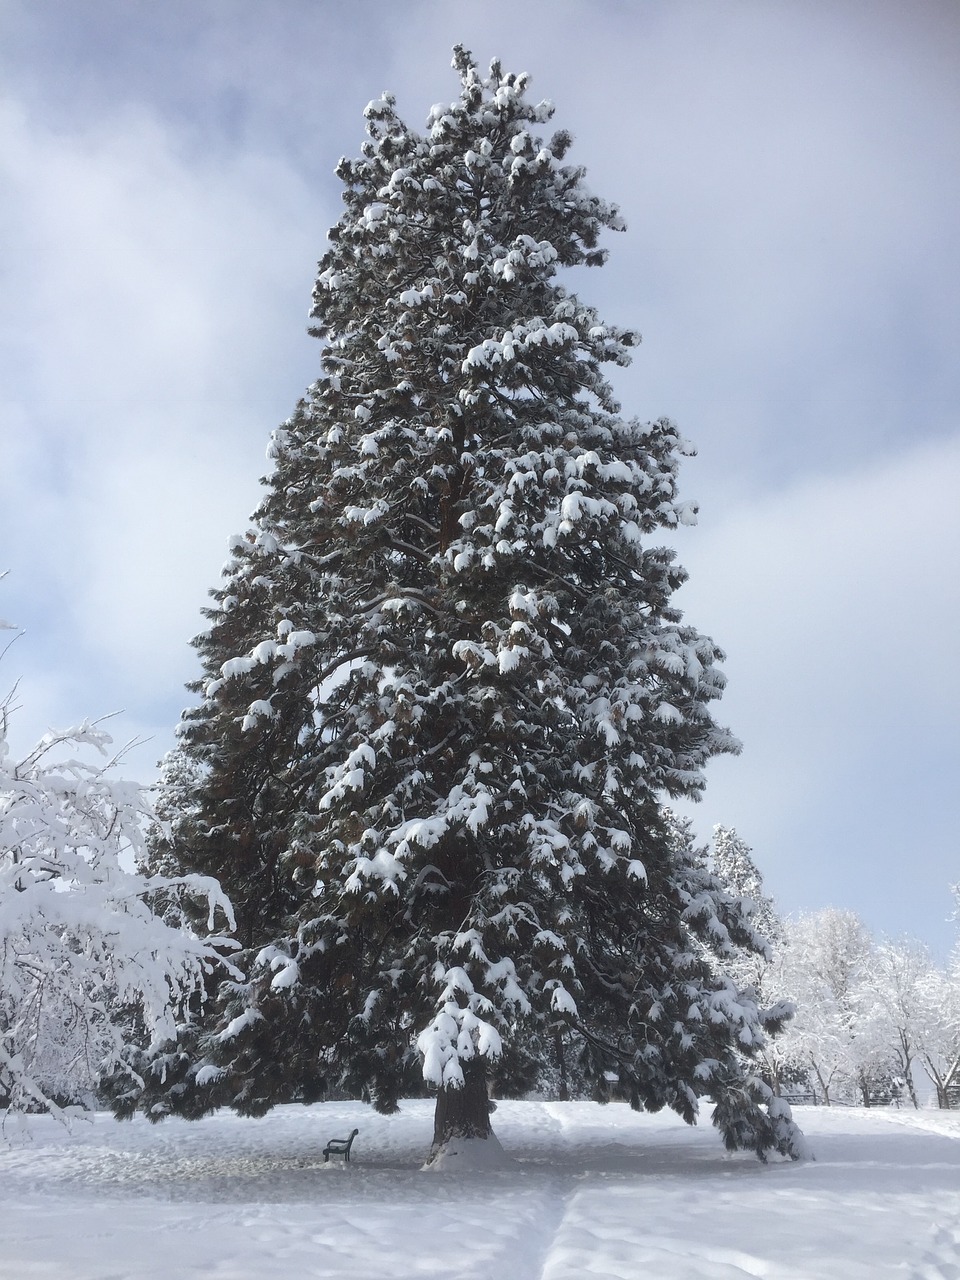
[2,1,958,953]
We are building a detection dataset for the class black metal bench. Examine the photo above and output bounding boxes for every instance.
[323,1128,359,1163]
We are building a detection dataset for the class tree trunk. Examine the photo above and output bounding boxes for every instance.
[811,1060,831,1106]
[553,1030,570,1102]
[857,1071,870,1108]
[904,1063,919,1109]
[432,1057,491,1148]
[918,1055,948,1107]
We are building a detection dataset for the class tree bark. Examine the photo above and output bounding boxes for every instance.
[432,1057,491,1147]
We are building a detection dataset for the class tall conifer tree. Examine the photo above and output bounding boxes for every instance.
[125,49,804,1161]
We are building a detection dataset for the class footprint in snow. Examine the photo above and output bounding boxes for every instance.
[910,1221,960,1280]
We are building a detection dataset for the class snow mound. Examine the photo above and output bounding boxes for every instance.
[423,1130,515,1172]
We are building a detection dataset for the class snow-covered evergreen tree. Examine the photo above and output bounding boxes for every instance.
[708,827,806,1097]
[125,49,805,1161]
[711,827,781,948]
[0,657,236,1117]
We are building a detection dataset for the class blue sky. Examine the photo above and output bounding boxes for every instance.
[2,1,958,953]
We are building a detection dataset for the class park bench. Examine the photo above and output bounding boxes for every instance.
[323,1128,359,1163]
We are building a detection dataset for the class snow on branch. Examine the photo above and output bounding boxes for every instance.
[417,964,504,1088]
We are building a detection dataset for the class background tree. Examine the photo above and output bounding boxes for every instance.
[124,49,805,1162]
[768,908,960,1109]
[911,956,960,1107]
[710,825,783,1008]
[778,908,888,1105]
[864,937,941,1109]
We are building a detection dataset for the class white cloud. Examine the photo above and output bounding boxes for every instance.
[0,95,325,749]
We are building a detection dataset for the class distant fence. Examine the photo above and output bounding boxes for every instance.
[781,1093,902,1109]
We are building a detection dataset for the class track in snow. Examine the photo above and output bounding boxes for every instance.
[2,1100,960,1279]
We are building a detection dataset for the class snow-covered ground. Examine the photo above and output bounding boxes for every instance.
[2,1099,960,1279]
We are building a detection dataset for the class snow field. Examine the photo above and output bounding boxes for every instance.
[2,1100,960,1279]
